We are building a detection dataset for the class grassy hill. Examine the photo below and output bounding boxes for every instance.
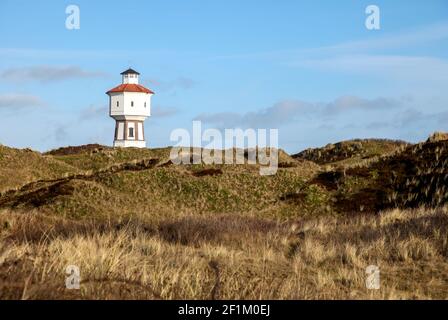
[0,145,80,193]
[0,134,447,299]
[293,138,409,166]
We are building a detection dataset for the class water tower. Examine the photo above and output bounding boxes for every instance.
[106,68,154,148]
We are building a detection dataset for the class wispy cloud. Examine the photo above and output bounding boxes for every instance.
[195,99,312,128]
[353,108,448,131]
[207,21,448,91]
[313,21,448,54]
[0,65,108,83]
[195,96,402,128]
[79,104,108,121]
[0,48,192,61]
[325,95,402,114]
[0,93,45,109]
[212,21,448,61]
[294,55,448,82]
[394,108,448,127]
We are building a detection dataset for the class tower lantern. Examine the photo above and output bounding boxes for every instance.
[106,68,154,148]
[122,68,139,84]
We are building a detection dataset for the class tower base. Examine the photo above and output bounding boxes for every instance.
[113,140,146,148]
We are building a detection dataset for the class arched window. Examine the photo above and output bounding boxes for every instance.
[116,101,119,107]
[144,102,146,108]
[131,101,134,107]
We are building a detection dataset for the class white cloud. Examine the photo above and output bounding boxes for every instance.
[0,93,45,109]
[195,100,312,128]
[0,65,107,83]
[294,55,448,82]
[79,105,108,121]
[325,95,402,114]
[195,96,402,128]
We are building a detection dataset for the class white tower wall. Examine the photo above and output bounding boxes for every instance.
[109,92,151,118]
[109,93,125,115]
[122,92,151,117]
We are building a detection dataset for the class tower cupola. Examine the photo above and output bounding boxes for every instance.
[121,68,140,84]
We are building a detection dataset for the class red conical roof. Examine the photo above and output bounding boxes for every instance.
[106,83,154,95]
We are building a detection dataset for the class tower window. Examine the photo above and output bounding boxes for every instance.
[144,102,146,108]
[116,101,119,107]
[131,101,134,107]
[128,127,134,138]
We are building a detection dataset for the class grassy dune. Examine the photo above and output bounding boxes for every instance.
[0,145,80,192]
[0,134,447,299]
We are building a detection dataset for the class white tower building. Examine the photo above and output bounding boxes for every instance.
[106,68,154,148]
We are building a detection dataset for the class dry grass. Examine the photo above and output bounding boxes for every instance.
[0,206,446,299]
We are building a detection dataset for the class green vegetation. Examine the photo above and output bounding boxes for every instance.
[293,138,409,166]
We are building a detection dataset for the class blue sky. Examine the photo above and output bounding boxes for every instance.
[0,0,447,153]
